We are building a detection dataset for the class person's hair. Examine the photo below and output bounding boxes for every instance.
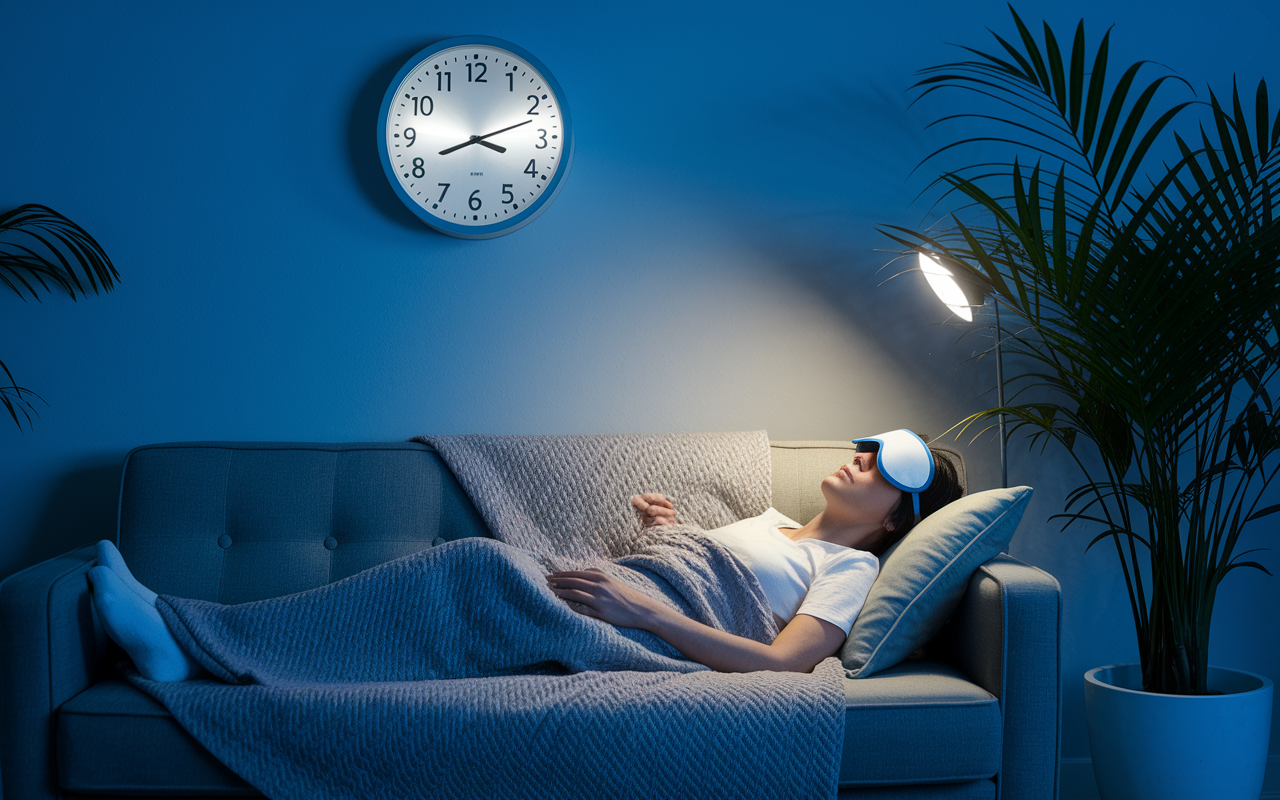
[874,448,964,555]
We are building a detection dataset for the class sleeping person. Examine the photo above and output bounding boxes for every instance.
[87,430,963,682]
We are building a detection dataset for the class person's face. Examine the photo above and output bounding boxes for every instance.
[821,451,903,530]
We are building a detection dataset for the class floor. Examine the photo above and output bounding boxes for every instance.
[1060,756,1280,799]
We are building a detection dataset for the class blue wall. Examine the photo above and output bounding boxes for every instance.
[3,0,1277,791]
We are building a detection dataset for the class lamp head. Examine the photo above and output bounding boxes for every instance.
[918,252,977,322]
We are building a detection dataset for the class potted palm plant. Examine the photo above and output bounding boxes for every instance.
[882,9,1279,799]
[1,204,119,430]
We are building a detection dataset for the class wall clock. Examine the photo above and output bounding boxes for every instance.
[377,36,574,239]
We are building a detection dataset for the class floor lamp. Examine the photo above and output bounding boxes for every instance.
[918,252,1008,489]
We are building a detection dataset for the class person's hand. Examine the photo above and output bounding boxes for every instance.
[545,569,657,629]
[631,493,677,526]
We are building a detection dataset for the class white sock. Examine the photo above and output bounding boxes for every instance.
[96,539,159,606]
[87,565,204,682]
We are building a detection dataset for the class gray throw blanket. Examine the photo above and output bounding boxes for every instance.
[130,432,844,800]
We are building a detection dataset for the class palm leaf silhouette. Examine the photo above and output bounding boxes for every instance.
[1,204,120,430]
[884,8,1280,693]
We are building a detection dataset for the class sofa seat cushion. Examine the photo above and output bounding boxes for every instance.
[57,679,261,796]
[840,660,1001,787]
[61,662,999,795]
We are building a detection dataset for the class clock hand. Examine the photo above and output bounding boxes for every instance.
[473,119,534,140]
[440,135,502,156]
[436,135,507,155]
[438,120,533,155]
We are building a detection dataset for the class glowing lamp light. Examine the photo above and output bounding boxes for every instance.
[918,252,973,321]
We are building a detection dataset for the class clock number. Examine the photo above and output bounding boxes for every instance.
[524,160,537,178]
[527,95,540,115]
[502,184,514,204]
[403,128,416,147]
[536,129,548,149]
[437,71,451,92]
[505,72,513,91]
[466,63,487,82]
[410,96,433,115]
[468,190,482,211]
[412,158,425,178]
[437,183,450,201]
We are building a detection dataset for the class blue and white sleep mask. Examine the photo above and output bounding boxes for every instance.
[852,429,935,515]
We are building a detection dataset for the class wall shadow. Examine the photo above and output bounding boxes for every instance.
[347,40,453,233]
[3,461,121,581]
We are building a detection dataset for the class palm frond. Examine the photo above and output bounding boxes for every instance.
[0,204,120,302]
[0,359,43,431]
[885,7,1280,695]
[1,204,119,432]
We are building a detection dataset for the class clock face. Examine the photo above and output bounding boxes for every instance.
[377,37,573,239]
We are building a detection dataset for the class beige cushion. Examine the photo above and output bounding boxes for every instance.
[841,486,1032,678]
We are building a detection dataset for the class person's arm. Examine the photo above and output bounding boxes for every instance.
[545,569,846,673]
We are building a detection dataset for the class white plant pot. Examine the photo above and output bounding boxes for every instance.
[1084,663,1273,800]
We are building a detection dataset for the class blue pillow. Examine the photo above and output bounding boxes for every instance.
[841,486,1033,678]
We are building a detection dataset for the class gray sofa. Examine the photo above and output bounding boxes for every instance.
[0,440,1061,799]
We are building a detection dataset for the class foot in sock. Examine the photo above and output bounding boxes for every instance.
[87,565,204,682]
[96,539,159,606]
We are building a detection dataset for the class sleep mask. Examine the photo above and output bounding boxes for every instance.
[852,429,935,515]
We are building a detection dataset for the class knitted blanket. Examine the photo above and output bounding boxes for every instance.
[130,432,844,800]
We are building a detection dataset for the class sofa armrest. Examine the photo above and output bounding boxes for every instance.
[938,553,1061,800]
[0,544,110,800]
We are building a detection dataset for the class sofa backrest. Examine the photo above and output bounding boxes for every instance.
[116,440,966,604]
[116,442,488,603]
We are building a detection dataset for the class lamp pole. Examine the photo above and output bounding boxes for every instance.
[993,299,1007,489]
[919,252,1009,488]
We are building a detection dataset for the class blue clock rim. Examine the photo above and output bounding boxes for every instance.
[376,36,575,240]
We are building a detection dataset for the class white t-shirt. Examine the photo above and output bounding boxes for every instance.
[703,507,879,634]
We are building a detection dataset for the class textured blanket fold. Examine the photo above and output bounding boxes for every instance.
[130,431,844,800]
[417,432,776,559]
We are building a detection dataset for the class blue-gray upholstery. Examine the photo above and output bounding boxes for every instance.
[0,441,1061,799]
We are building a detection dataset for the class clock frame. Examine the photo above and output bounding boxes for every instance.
[376,36,574,239]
